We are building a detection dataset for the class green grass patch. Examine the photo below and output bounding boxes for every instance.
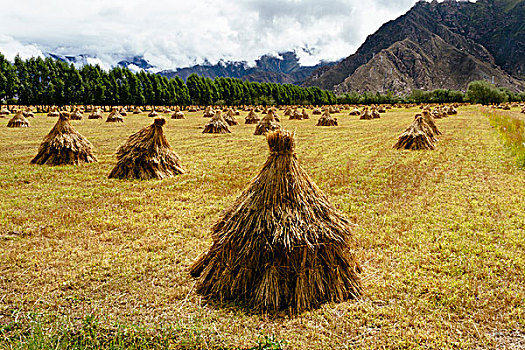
[485,108,525,167]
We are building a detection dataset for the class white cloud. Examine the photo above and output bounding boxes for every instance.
[0,0,420,69]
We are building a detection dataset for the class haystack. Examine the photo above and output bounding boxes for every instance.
[421,110,441,136]
[203,111,231,134]
[393,116,435,150]
[301,109,310,119]
[133,107,143,114]
[349,108,360,116]
[148,109,158,117]
[120,108,128,116]
[88,108,103,119]
[24,108,35,118]
[254,110,280,135]
[108,118,185,180]
[316,110,338,126]
[312,108,322,115]
[0,106,10,117]
[203,106,215,118]
[245,109,260,124]
[224,109,239,126]
[190,129,361,313]
[71,108,83,120]
[290,109,303,120]
[106,107,124,122]
[7,110,30,128]
[47,106,59,117]
[371,109,381,119]
[172,111,185,119]
[31,112,97,165]
[360,108,373,120]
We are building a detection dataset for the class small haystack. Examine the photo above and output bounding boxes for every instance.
[106,107,124,122]
[148,109,158,118]
[224,109,239,126]
[203,106,215,118]
[316,110,338,126]
[245,109,260,124]
[190,129,361,313]
[24,108,35,118]
[360,107,373,120]
[7,110,30,128]
[393,116,435,150]
[71,108,83,120]
[254,109,280,135]
[47,106,59,117]
[290,109,303,120]
[312,108,322,115]
[301,109,310,119]
[108,118,185,180]
[31,112,97,165]
[88,108,103,119]
[120,108,128,116]
[203,111,231,134]
[133,107,143,114]
[0,106,10,117]
[371,108,381,119]
[349,107,360,116]
[172,111,185,119]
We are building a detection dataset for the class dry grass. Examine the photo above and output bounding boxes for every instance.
[0,106,524,349]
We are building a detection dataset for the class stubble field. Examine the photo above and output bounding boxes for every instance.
[0,106,524,349]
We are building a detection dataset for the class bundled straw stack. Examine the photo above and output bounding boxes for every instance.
[360,107,373,120]
[245,109,260,124]
[316,110,338,126]
[31,112,97,165]
[203,111,231,134]
[148,109,159,117]
[254,109,280,135]
[106,107,124,122]
[190,129,361,313]
[109,118,185,180]
[71,108,83,120]
[7,110,30,128]
[0,106,10,117]
[172,111,185,119]
[223,109,239,126]
[133,107,143,114]
[47,106,59,117]
[393,115,437,150]
[88,108,103,119]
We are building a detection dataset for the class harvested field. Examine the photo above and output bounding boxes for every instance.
[0,106,524,349]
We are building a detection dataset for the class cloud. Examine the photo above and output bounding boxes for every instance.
[0,0,420,70]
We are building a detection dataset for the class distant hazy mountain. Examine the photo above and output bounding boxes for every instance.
[303,0,524,94]
[158,51,336,85]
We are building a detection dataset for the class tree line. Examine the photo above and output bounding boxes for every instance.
[337,81,525,105]
[0,53,336,106]
[1,53,523,107]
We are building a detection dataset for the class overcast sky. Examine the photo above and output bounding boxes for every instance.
[0,0,419,70]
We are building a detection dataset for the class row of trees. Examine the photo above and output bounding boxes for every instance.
[1,53,523,107]
[0,53,336,106]
[338,81,525,105]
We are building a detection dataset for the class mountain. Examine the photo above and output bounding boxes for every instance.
[159,51,336,85]
[303,0,524,94]
[117,56,155,72]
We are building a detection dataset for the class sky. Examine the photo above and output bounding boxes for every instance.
[0,0,419,70]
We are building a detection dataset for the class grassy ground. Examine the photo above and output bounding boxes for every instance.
[0,106,524,349]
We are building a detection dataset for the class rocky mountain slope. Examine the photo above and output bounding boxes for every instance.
[304,0,524,94]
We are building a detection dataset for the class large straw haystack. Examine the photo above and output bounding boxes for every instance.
[190,130,361,313]
[245,109,260,124]
[108,118,185,180]
[421,110,441,136]
[203,111,231,134]
[254,110,280,135]
[7,110,30,128]
[393,116,435,150]
[106,107,124,122]
[316,110,338,126]
[31,112,97,165]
